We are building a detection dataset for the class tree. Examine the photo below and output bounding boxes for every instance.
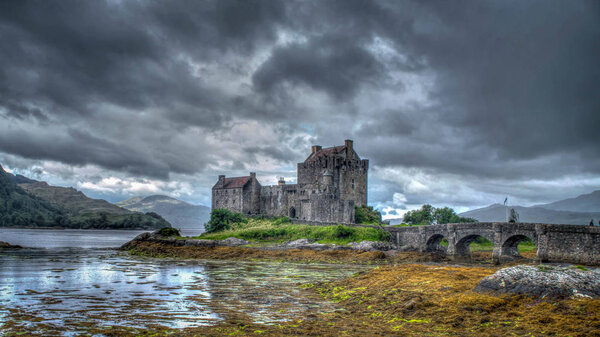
[405,204,478,225]
[403,204,434,225]
[205,208,245,233]
[508,208,519,223]
[355,205,382,224]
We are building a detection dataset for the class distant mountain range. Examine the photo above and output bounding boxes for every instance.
[459,190,600,225]
[0,164,171,229]
[117,195,210,230]
[535,190,600,213]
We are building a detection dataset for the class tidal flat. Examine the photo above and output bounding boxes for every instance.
[1,230,599,336]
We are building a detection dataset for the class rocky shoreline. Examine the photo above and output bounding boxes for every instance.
[0,241,22,249]
[121,231,397,252]
[120,231,508,265]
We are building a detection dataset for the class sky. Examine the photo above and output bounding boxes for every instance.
[1,0,599,219]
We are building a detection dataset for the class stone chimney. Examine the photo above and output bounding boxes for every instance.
[278,177,286,186]
[250,172,256,179]
[344,139,353,150]
[345,139,353,159]
[311,145,322,154]
[217,175,225,188]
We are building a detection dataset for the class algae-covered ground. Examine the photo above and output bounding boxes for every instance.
[4,263,598,336]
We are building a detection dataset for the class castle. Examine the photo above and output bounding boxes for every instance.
[212,140,369,223]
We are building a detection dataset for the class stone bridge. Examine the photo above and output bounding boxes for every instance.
[385,222,600,265]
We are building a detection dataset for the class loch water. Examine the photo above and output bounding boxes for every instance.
[0,228,369,334]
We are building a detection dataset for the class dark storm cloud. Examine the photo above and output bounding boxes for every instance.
[252,35,386,99]
[0,0,598,209]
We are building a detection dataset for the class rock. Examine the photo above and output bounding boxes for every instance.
[349,241,395,251]
[184,239,217,247]
[286,239,314,247]
[220,237,250,246]
[285,239,329,250]
[475,265,600,299]
[0,241,22,249]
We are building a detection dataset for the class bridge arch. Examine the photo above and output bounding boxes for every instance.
[454,234,494,258]
[500,234,536,260]
[425,234,447,253]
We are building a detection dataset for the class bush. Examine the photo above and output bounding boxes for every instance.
[333,225,355,239]
[355,205,382,224]
[205,208,245,233]
[156,227,180,237]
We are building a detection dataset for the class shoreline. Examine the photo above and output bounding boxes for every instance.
[121,232,536,266]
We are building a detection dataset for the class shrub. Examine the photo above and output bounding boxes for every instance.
[205,208,245,233]
[156,227,180,237]
[333,225,355,239]
[355,205,382,224]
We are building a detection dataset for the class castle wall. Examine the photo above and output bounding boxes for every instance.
[259,184,298,217]
[212,188,243,213]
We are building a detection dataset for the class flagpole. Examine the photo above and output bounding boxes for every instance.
[505,196,508,223]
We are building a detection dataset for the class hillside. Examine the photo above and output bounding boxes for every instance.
[459,204,600,225]
[117,195,210,230]
[18,180,131,216]
[535,190,600,213]
[0,165,170,229]
[0,165,64,227]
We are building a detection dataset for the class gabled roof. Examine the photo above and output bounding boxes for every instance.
[304,145,348,162]
[221,176,250,189]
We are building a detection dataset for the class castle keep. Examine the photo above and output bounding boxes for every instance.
[212,140,369,223]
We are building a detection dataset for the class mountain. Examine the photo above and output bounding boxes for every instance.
[0,164,64,227]
[117,195,210,230]
[535,190,600,213]
[18,180,131,216]
[0,165,170,229]
[459,204,600,225]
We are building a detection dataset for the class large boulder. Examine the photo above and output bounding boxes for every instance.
[475,265,600,299]
[348,241,395,251]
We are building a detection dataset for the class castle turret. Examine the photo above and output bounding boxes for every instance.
[321,169,333,187]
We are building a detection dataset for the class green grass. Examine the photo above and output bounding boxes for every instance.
[195,218,390,244]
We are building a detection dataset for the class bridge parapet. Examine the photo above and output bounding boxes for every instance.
[385,222,600,265]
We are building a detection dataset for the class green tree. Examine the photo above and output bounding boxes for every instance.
[354,205,382,224]
[205,208,245,233]
[405,204,477,225]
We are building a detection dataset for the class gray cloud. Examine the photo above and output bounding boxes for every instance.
[0,0,598,212]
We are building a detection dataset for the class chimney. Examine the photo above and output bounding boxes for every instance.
[278,177,285,186]
[311,145,322,154]
[344,139,353,159]
[250,172,256,179]
[218,175,225,181]
[344,139,353,150]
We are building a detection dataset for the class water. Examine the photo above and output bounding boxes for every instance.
[0,227,206,248]
[0,229,368,334]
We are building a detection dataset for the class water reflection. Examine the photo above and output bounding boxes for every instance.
[0,248,369,333]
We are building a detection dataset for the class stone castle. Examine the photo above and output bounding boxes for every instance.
[212,140,369,223]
